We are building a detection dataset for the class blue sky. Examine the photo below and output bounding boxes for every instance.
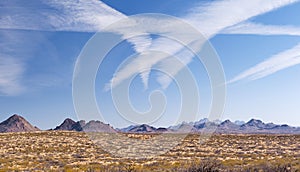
[1,0,300,129]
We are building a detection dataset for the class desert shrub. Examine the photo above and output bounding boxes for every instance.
[244,163,294,172]
[187,159,221,172]
[108,163,136,172]
[172,159,222,172]
[119,163,135,172]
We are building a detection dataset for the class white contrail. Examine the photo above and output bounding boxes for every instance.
[228,43,300,84]
[222,22,300,36]
[108,0,300,89]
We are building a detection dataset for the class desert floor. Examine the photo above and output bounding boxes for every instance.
[0,131,299,171]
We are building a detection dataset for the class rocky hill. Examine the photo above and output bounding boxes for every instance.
[119,124,169,133]
[0,114,39,132]
[54,118,83,131]
[54,119,115,133]
[82,120,115,133]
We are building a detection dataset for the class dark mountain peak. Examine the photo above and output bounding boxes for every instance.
[3,114,24,123]
[140,124,153,128]
[247,119,263,124]
[242,119,265,128]
[221,119,232,124]
[10,114,22,119]
[119,124,168,133]
[0,114,39,133]
[61,118,76,126]
[219,120,238,127]
[54,118,77,131]
[64,118,76,123]
[281,124,289,127]
[216,120,239,133]
[128,124,157,133]
[196,118,209,123]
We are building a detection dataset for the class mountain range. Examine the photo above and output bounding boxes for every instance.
[0,114,299,134]
[53,118,115,133]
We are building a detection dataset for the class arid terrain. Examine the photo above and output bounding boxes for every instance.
[0,131,299,171]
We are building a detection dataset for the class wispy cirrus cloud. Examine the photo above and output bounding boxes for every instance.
[222,22,300,36]
[105,37,194,90]
[154,0,300,88]
[108,0,300,89]
[0,0,123,32]
[0,0,152,53]
[0,0,152,95]
[2,0,300,94]
[228,43,300,84]
[0,29,39,96]
[0,55,24,96]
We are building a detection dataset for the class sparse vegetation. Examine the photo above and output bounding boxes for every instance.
[0,131,299,171]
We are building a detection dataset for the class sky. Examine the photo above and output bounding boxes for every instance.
[0,0,300,129]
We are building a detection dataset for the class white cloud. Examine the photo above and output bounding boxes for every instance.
[228,43,300,83]
[183,0,299,38]
[106,36,196,89]
[223,22,300,84]
[0,30,36,96]
[0,0,152,53]
[0,0,122,32]
[0,0,152,95]
[1,0,299,92]
[154,0,300,88]
[0,56,25,96]
[108,0,299,89]
[222,22,300,36]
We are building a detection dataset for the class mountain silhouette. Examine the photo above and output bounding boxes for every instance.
[0,114,299,134]
[82,120,116,133]
[54,118,83,131]
[54,118,115,133]
[0,114,39,132]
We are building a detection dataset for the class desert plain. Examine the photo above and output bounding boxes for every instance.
[0,131,299,171]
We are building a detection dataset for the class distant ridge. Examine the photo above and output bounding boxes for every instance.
[54,118,115,133]
[82,120,116,133]
[118,124,168,133]
[175,118,300,134]
[0,114,39,133]
[0,114,300,134]
[119,119,300,134]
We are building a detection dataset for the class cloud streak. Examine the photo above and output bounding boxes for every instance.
[0,0,152,95]
[0,0,152,53]
[154,0,300,88]
[2,0,299,93]
[228,43,300,83]
[108,0,300,89]
[0,29,38,96]
[222,22,300,36]
[0,0,123,32]
[0,55,24,96]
